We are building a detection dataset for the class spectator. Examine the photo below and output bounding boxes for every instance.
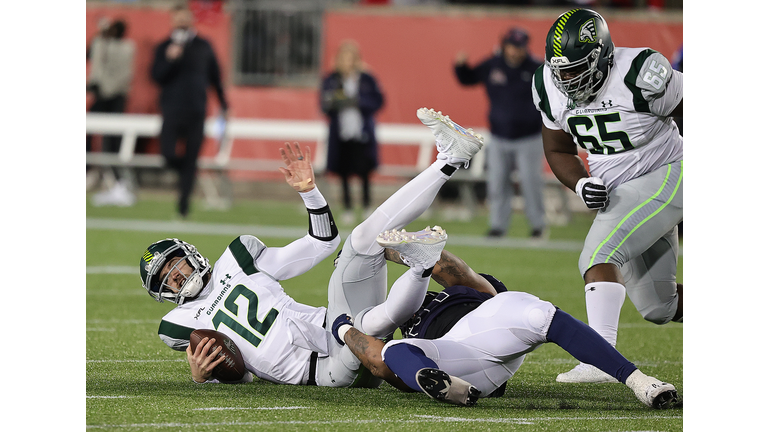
[320,40,384,226]
[151,4,228,219]
[454,28,547,239]
[87,19,136,206]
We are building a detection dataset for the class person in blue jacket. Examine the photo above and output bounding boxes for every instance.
[454,28,547,239]
[320,40,385,226]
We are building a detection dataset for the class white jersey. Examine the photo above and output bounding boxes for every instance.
[532,47,683,192]
[158,235,328,385]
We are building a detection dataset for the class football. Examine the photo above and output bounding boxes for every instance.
[189,329,246,382]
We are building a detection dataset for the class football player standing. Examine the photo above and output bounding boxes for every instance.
[531,9,683,383]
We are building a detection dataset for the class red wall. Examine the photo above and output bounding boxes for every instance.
[86,5,682,123]
[86,6,682,178]
[323,10,682,128]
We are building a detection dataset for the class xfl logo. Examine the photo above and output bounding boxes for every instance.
[579,19,597,43]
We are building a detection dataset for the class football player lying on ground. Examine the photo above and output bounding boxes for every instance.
[139,108,484,388]
[331,249,679,409]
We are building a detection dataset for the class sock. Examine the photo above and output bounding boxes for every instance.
[546,309,637,383]
[584,281,626,346]
[350,161,454,255]
[358,269,430,337]
[382,343,438,392]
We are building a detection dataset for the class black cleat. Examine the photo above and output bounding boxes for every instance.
[416,368,480,407]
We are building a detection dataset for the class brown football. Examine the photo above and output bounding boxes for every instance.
[189,329,246,382]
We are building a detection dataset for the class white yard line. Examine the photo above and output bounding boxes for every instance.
[86,217,683,254]
[192,406,308,411]
[86,414,682,429]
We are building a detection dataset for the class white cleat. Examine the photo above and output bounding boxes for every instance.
[377,226,447,272]
[556,363,620,384]
[416,368,480,407]
[625,370,678,409]
[416,108,484,168]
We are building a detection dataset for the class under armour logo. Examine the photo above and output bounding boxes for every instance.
[601,100,613,108]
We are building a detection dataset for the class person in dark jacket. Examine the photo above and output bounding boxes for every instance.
[454,28,547,239]
[151,5,228,218]
[320,40,384,226]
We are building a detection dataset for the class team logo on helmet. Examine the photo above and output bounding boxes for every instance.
[579,18,597,43]
[143,251,162,273]
[142,250,154,264]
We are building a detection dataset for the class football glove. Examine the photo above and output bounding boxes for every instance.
[575,177,609,210]
[332,314,353,346]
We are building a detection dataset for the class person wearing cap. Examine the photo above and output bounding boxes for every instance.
[454,27,547,239]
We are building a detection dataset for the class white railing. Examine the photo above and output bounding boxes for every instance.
[84,112,486,180]
[86,113,570,221]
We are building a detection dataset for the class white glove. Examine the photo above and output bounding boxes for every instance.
[575,177,609,210]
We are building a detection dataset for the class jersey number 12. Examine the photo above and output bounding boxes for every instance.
[211,284,279,348]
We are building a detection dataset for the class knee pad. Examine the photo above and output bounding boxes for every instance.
[639,301,677,325]
[523,301,557,334]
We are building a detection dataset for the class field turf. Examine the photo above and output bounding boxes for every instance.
[86,191,683,431]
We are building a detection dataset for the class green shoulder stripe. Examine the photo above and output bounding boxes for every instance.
[228,236,260,276]
[623,48,658,113]
[533,65,555,123]
[158,320,194,341]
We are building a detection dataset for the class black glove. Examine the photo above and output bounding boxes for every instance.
[575,177,609,210]
[332,314,353,346]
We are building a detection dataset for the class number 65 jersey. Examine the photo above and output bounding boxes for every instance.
[157,235,329,385]
[532,47,683,192]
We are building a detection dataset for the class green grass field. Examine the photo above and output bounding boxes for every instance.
[86,191,683,431]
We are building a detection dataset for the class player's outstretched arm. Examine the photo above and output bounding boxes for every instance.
[278,142,316,192]
[385,248,496,296]
[258,142,340,280]
[343,326,412,392]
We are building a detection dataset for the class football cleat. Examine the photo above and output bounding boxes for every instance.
[376,226,447,273]
[416,108,484,168]
[556,362,619,383]
[416,368,480,407]
[625,370,678,409]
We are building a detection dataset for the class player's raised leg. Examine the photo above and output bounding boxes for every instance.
[348,108,483,257]
[354,226,447,337]
[326,108,483,329]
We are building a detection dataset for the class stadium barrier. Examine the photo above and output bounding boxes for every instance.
[86,113,571,221]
